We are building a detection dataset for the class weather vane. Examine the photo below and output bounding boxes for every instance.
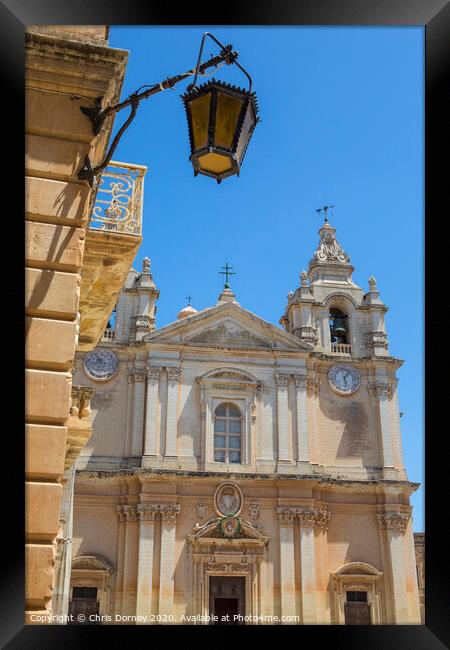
[316,204,334,222]
[219,262,236,289]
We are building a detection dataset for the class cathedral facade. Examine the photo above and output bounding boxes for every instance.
[69,219,421,624]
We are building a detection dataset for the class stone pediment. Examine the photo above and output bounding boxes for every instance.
[143,302,313,351]
[186,321,271,349]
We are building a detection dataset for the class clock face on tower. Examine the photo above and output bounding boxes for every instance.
[83,348,119,382]
[328,363,360,395]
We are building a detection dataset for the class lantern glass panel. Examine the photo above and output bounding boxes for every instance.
[215,92,245,149]
[235,101,256,164]
[198,152,233,175]
[189,93,211,149]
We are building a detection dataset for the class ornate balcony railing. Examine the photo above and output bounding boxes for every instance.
[331,343,352,355]
[101,328,116,341]
[89,161,147,236]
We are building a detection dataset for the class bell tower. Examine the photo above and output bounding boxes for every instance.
[280,213,389,358]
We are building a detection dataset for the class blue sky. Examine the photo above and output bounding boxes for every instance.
[108,26,424,531]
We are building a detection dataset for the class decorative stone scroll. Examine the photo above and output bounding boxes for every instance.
[365,330,388,350]
[311,222,351,264]
[296,326,319,344]
[203,561,254,576]
[248,503,260,521]
[377,512,409,534]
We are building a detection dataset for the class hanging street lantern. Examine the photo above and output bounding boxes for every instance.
[181,79,259,183]
[77,31,259,188]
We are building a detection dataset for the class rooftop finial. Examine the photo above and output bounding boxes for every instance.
[219,262,236,289]
[316,204,334,223]
[185,294,193,306]
[142,256,151,273]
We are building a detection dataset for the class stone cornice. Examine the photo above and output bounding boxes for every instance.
[79,469,419,495]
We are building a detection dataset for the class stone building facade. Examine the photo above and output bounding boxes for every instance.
[69,220,422,624]
[25,26,143,623]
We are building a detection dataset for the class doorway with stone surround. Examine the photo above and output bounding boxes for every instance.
[209,576,245,624]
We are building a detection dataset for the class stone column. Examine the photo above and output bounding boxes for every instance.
[136,504,158,621]
[297,510,317,623]
[369,382,395,470]
[125,372,135,456]
[158,506,181,617]
[130,372,146,457]
[294,376,309,463]
[377,512,411,623]
[115,506,127,615]
[143,367,161,457]
[121,506,139,616]
[275,374,291,462]
[164,368,181,458]
[277,510,297,620]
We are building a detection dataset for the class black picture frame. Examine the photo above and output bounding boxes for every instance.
[7,0,448,647]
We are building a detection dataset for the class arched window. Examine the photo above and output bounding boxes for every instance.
[214,402,242,463]
[329,308,348,344]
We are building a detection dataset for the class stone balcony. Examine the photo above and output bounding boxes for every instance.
[101,327,116,342]
[331,343,352,355]
[78,161,146,351]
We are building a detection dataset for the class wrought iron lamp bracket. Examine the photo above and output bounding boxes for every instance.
[77,32,253,187]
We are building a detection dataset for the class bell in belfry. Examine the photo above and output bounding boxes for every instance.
[332,317,347,337]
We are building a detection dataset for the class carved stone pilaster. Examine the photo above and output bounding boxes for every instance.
[127,373,135,384]
[147,367,161,382]
[167,367,182,383]
[277,509,296,525]
[294,375,308,391]
[368,381,394,400]
[121,505,138,522]
[160,505,181,523]
[306,378,321,397]
[275,373,289,388]
[255,382,262,400]
[136,503,181,523]
[134,372,147,383]
[377,512,409,534]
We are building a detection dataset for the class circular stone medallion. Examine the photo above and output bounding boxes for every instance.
[83,347,119,382]
[214,483,243,517]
